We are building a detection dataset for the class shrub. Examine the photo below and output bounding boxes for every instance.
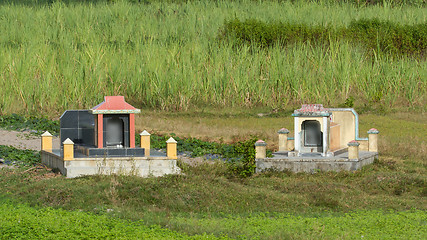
[220,18,427,58]
[227,137,257,177]
[219,18,332,48]
[348,19,427,57]
[137,133,263,177]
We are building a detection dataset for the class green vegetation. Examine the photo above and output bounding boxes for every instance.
[0,200,222,239]
[0,1,426,115]
[146,134,265,177]
[172,210,427,239]
[220,18,427,57]
[0,145,40,166]
[157,136,261,177]
[1,197,425,239]
[0,0,426,238]
[0,154,425,239]
[0,114,59,135]
[146,133,258,159]
[3,0,426,7]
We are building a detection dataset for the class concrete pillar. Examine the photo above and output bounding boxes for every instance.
[63,138,74,161]
[294,117,300,152]
[322,116,328,156]
[367,128,379,152]
[166,137,177,159]
[255,140,267,159]
[41,131,52,152]
[140,130,151,157]
[278,128,289,152]
[347,140,360,160]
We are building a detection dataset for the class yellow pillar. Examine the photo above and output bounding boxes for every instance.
[278,128,289,152]
[255,140,267,159]
[367,128,379,152]
[166,137,177,159]
[347,140,360,160]
[63,138,74,161]
[140,130,151,157]
[41,131,53,152]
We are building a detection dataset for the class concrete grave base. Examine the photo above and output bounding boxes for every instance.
[41,150,181,178]
[256,151,378,173]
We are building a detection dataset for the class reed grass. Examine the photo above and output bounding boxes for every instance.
[0,0,425,116]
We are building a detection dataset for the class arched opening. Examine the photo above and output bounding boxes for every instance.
[302,120,323,152]
[106,117,124,148]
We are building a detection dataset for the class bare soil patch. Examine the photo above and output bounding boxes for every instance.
[0,129,59,151]
[0,129,60,169]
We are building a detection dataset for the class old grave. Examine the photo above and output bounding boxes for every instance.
[255,104,379,173]
[41,96,180,178]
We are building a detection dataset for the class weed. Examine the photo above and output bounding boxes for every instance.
[339,96,355,108]
[0,145,40,167]
[0,114,59,136]
[138,132,263,177]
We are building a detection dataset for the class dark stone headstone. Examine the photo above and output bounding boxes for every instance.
[60,110,95,147]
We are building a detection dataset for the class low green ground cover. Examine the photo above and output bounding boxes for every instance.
[0,145,40,167]
[0,199,223,239]
[1,195,425,239]
[0,159,425,239]
[172,210,427,239]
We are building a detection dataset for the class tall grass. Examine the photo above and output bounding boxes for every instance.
[220,18,427,56]
[0,0,425,116]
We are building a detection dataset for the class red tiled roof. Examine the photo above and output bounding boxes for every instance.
[296,104,327,112]
[91,96,140,114]
[292,104,331,117]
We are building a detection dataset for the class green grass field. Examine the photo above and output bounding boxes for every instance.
[1,198,425,239]
[0,0,426,239]
[0,199,223,239]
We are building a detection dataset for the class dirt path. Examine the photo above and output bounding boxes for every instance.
[0,129,60,151]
